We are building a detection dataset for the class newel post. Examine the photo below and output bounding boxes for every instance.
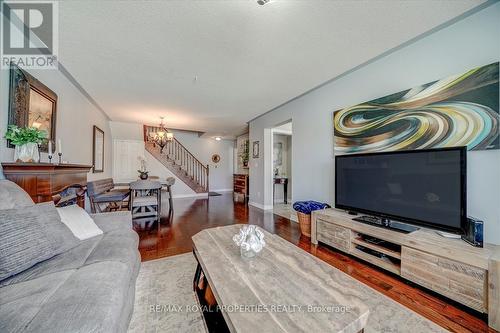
[206,164,210,192]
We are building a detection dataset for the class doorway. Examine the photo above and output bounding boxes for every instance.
[271,121,294,219]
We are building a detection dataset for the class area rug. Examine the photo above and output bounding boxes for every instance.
[128,253,445,332]
[128,254,206,333]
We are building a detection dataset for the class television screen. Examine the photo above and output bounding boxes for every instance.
[335,147,466,232]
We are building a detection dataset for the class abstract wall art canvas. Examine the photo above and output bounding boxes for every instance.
[333,62,499,155]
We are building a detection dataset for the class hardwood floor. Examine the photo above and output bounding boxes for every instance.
[133,194,495,333]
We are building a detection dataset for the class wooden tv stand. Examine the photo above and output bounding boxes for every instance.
[311,208,500,330]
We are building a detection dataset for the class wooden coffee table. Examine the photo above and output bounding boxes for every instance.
[192,225,369,333]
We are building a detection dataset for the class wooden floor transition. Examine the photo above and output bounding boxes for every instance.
[133,193,495,333]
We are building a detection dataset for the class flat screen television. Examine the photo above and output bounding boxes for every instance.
[335,147,466,233]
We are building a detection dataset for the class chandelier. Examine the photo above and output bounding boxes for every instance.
[149,117,173,152]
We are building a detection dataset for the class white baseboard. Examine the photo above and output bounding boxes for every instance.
[248,201,273,210]
[273,199,293,205]
[210,189,233,193]
[171,193,209,199]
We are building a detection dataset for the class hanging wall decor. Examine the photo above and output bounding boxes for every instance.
[333,62,499,155]
[8,63,57,153]
[252,141,260,158]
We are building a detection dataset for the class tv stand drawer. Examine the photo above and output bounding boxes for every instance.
[401,247,487,312]
[317,219,351,253]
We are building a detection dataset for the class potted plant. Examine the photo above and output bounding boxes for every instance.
[240,140,249,168]
[137,156,149,179]
[4,125,46,163]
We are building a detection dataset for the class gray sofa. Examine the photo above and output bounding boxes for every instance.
[0,180,140,333]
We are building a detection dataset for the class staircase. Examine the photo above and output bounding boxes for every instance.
[144,125,209,193]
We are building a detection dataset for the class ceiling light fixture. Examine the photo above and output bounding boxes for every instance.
[257,0,270,5]
[149,116,173,153]
[215,137,222,141]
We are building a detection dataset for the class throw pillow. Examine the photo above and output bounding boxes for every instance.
[0,202,79,281]
[57,204,103,240]
[0,180,34,210]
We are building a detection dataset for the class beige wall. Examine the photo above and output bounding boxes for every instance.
[0,67,113,181]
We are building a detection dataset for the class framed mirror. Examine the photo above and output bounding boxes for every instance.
[8,63,57,153]
[93,126,104,173]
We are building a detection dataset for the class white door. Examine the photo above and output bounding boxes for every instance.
[113,140,145,182]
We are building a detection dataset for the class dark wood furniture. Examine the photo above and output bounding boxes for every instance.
[273,177,288,204]
[233,174,248,202]
[193,250,231,333]
[1,163,92,208]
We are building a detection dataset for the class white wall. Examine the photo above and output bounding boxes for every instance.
[109,121,234,195]
[0,68,112,181]
[168,130,235,192]
[249,3,500,244]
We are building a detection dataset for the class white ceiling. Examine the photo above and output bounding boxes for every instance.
[58,0,484,138]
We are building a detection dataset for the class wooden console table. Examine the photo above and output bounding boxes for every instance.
[233,174,249,202]
[311,208,500,331]
[1,163,92,208]
[273,177,288,204]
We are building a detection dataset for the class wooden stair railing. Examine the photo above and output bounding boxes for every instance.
[143,125,209,193]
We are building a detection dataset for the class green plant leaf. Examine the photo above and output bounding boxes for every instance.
[4,125,47,146]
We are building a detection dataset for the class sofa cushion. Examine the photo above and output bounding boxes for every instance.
[0,180,34,210]
[0,236,101,288]
[0,270,74,333]
[35,202,80,252]
[91,211,132,233]
[0,260,139,333]
[0,208,140,333]
[21,261,137,333]
[84,229,140,269]
[0,202,79,281]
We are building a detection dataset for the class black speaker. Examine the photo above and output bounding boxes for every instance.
[461,217,483,248]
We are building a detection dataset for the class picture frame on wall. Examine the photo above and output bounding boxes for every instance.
[92,126,104,173]
[8,63,58,153]
[333,62,499,154]
[252,141,260,158]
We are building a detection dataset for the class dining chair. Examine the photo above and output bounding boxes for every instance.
[129,180,162,220]
[165,177,175,212]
